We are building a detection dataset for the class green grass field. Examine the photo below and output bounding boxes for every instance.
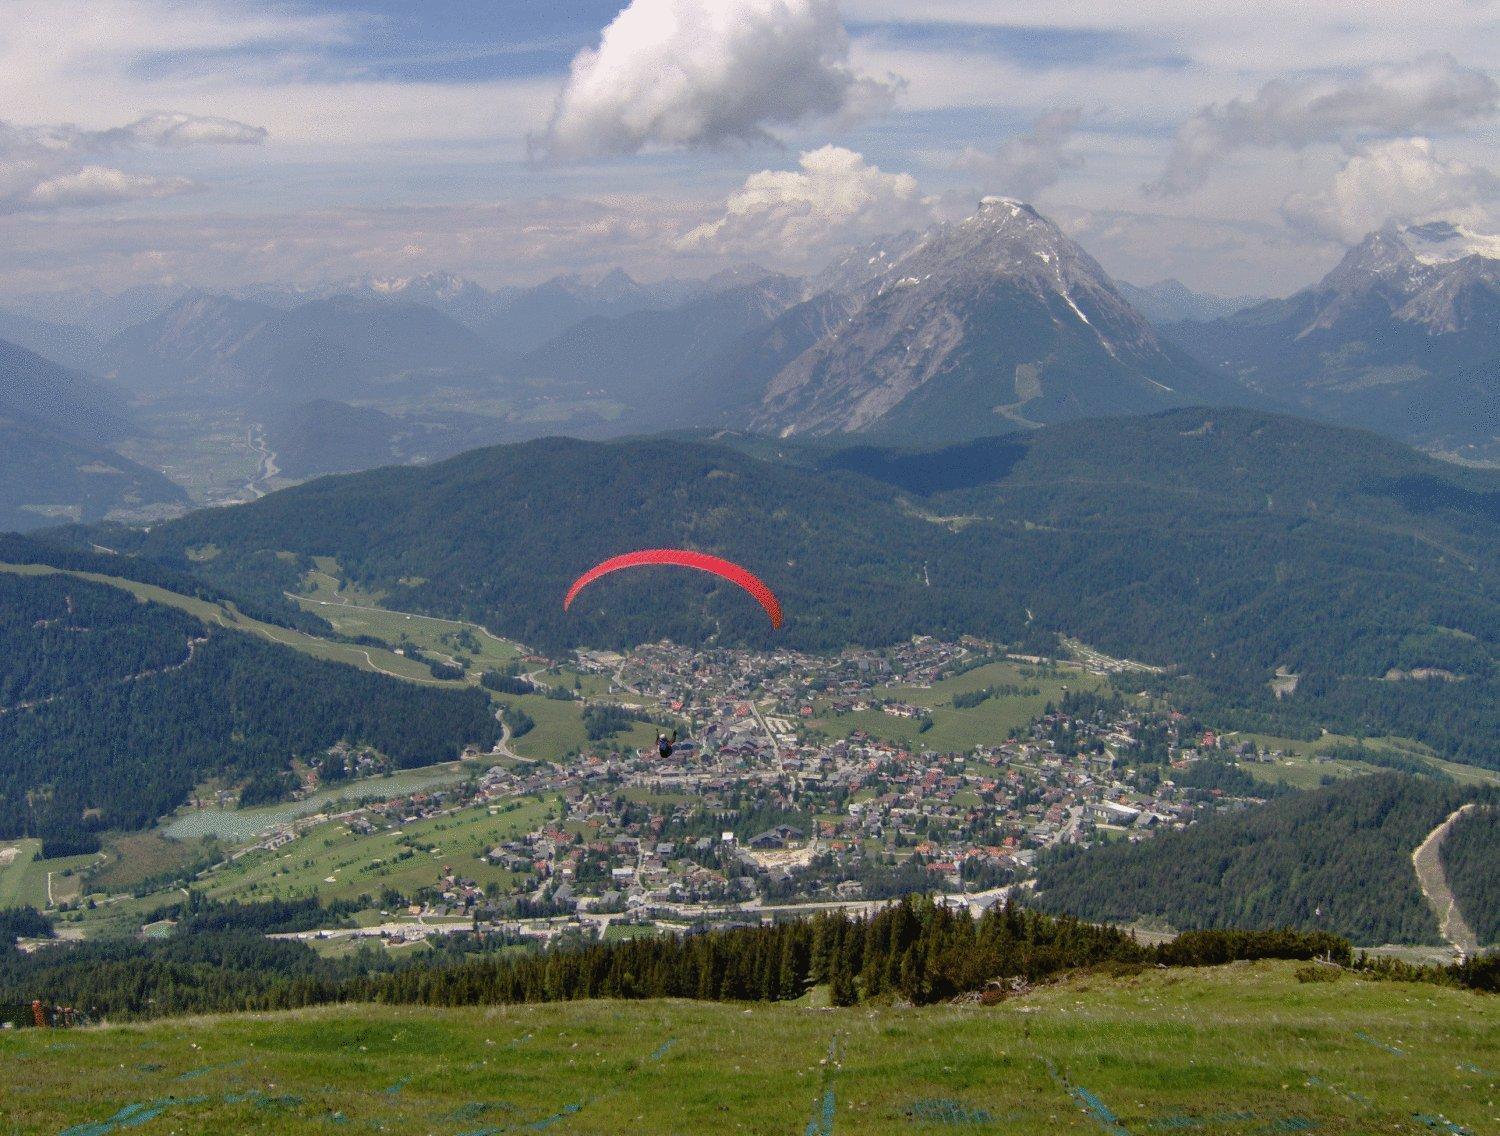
[1226,732,1500,790]
[85,834,207,896]
[813,661,1106,752]
[0,840,42,908]
[191,796,557,907]
[0,841,99,911]
[292,562,522,673]
[290,562,662,762]
[501,692,660,761]
[2,963,1494,1134]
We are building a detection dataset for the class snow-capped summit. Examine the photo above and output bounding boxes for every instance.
[357,271,493,305]
[1396,220,1500,266]
[1309,219,1500,336]
[1158,217,1500,455]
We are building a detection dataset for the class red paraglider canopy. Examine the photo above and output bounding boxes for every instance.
[563,549,783,629]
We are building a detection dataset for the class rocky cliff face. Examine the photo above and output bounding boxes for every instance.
[753,199,1237,440]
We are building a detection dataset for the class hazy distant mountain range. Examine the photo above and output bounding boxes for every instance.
[96,293,495,406]
[1115,278,1265,325]
[0,202,1496,524]
[1162,220,1500,458]
[0,339,186,529]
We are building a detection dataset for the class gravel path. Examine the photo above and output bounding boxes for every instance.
[1411,803,1480,958]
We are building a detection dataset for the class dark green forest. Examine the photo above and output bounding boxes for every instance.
[0,897,1370,1025]
[0,572,202,710]
[0,574,500,850]
[1031,774,1495,944]
[64,409,1497,765]
[0,532,326,633]
[1442,805,1500,947]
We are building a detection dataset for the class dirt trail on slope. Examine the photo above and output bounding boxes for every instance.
[1412,803,1481,958]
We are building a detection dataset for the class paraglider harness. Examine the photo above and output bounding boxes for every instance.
[657,729,678,760]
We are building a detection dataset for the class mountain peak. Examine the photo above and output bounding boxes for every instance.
[754,202,1233,440]
[1394,219,1500,265]
[355,271,488,304]
[1329,219,1500,290]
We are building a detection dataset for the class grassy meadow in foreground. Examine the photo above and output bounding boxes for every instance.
[2,962,1494,1135]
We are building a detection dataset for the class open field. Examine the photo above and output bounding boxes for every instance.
[502,692,660,761]
[192,796,556,907]
[161,762,495,845]
[1227,732,1500,790]
[813,661,1107,752]
[0,839,42,908]
[2,962,1495,1134]
[85,833,208,896]
[291,561,522,673]
[0,841,98,911]
[288,561,662,761]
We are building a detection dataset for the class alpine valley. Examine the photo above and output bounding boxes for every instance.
[1,198,1497,1135]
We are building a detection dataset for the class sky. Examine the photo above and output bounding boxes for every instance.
[0,0,1497,301]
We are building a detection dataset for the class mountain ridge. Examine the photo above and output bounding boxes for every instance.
[69,407,1500,765]
[1164,219,1500,457]
[750,199,1252,441]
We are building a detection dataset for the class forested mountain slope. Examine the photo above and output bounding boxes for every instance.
[0,338,185,529]
[71,408,1500,763]
[0,416,188,532]
[1442,805,1500,947]
[0,570,499,852]
[1032,774,1495,945]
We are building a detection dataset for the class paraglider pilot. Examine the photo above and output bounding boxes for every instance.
[657,729,678,760]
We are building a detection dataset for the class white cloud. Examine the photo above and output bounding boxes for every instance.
[0,111,265,213]
[110,112,269,148]
[1280,137,1500,243]
[1051,202,1342,296]
[1150,54,1498,196]
[677,145,937,264]
[0,196,711,298]
[955,109,1084,200]
[0,2,550,154]
[532,0,899,161]
[26,166,195,208]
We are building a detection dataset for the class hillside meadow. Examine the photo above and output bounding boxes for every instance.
[2,962,1494,1135]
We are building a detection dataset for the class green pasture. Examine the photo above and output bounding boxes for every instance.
[812,662,1108,753]
[501,693,660,761]
[192,796,557,907]
[1227,731,1500,789]
[2,962,1494,1134]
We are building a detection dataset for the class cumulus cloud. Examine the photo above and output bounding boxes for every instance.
[1280,137,1500,244]
[677,145,938,263]
[954,109,1084,200]
[0,111,265,212]
[1150,54,1498,196]
[107,112,269,148]
[532,0,900,161]
[26,166,195,208]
